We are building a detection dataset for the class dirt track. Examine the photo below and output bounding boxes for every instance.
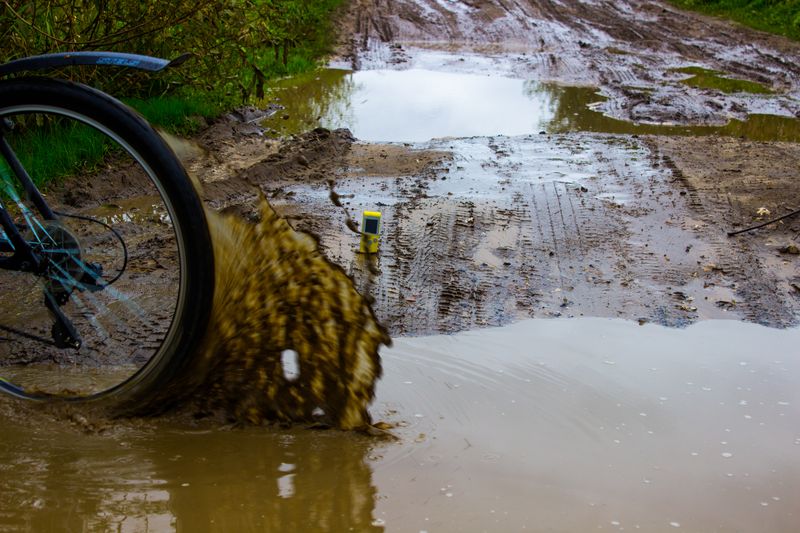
[41,0,800,335]
[337,0,800,125]
[161,0,800,333]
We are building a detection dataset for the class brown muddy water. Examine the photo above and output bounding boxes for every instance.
[1,318,798,532]
[261,68,800,143]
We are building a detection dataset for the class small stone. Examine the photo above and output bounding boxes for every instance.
[779,244,799,255]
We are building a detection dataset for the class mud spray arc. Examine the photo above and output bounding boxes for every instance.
[181,192,391,430]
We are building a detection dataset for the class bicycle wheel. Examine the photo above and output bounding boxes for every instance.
[0,77,214,414]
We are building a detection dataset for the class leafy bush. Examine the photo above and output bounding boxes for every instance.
[0,0,345,100]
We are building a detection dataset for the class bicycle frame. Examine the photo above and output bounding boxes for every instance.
[0,124,54,273]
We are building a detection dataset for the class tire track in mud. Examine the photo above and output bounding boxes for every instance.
[590,143,706,326]
[655,150,799,327]
[337,0,800,126]
[384,200,454,334]
[376,197,494,334]
[349,135,692,332]
[505,193,542,316]
[186,122,798,338]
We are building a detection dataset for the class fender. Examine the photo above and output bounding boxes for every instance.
[0,51,191,77]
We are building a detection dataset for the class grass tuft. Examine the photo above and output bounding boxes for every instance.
[672,66,773,93]
[669,0,800,41]
[125,95,223,135]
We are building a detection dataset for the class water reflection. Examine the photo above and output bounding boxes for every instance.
[261,69,357,139]
[264,69,557,142]
[1,319,799,531]
[0,418,382,532]
[540,82,800,141]
[261,68,800,142]
[371,319,800,532]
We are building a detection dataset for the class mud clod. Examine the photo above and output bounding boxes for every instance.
[779,244,799,255]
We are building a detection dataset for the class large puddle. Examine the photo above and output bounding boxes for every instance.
[1,318,798,531]
[261,68,800,142]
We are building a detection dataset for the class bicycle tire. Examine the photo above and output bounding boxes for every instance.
[0,77,214,415]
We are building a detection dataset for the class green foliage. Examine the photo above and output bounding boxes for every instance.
[0,0,346,100]
[0,1,345,188]
[669,0,800,40]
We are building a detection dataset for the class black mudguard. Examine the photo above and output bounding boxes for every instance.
[0,51,191,77]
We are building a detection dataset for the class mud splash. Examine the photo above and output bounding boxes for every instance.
[177,194,391,430]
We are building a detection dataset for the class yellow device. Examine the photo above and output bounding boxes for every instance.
[359,211,382,253]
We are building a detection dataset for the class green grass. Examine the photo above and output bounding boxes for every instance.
[0,93,222,192]
[125,94,224,135]
[672,66,773,93]
[2,119,110,190]
[669,0,800,41]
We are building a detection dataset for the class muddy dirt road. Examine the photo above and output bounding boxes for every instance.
[176,0,800,334]
[327,0,800,331]
[195,0,800,333]
[26,0,798,337]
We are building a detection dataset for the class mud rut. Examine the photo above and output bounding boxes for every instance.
[252,132,795,333]
[324,0,800,330]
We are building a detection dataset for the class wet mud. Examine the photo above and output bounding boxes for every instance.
[176,120,798,333]
[149,0,800,335]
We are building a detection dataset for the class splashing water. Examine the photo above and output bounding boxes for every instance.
[175,192,391,430]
